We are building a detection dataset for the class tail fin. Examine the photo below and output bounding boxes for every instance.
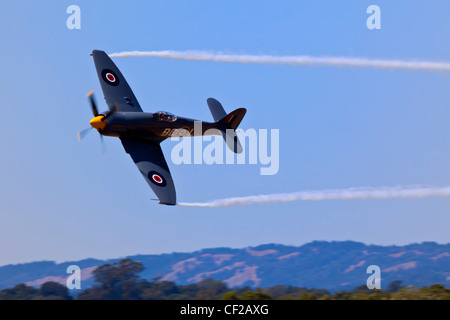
[207,98,227,122]
[207,98,247,154]
[217,108,246,130]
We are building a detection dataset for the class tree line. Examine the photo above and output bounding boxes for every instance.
[0,258,448,300]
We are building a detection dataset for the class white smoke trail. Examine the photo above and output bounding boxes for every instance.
[177,185,450,207]
[109,50,450,71]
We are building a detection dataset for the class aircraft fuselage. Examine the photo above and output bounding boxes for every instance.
[95,111,223,141]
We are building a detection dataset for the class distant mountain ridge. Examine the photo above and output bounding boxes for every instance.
[0,241,449,292]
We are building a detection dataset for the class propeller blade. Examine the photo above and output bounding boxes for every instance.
[82,90,108,155]
[77,127,93,142]
[100,134,107,155]
[87,90,99,117]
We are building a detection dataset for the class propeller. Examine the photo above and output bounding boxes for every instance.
[77,127,93,142]
[100,134,107,155]
[77,90,99,142]
[78,91,120,155]
[96,102,119,154]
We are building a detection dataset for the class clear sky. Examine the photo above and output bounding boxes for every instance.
[1,1,450,266]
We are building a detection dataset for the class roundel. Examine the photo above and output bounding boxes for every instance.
[148,171,167,187]
[101,69,120,86]
[152,174,162,183]
[106,73,116,82]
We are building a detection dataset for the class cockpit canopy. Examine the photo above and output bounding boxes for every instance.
[153,111,177,122]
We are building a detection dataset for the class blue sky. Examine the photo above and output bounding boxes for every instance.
[0,1,450,266]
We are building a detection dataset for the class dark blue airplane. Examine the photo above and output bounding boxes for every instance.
[79,50,246,205]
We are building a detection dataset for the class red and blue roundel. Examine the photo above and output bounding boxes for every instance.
[101,69,120,86]
[148,171,166,187]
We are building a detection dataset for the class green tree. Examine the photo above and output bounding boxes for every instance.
[140,280,179,300]
[298,291,320,300]
[424,283,450,300]
[389,284,450,300]
[35,281,72,300]
[240,288,272,300]
[0,284,38,300]
[78,258,144,300]
[220,290,240,300]
[332,290,352,300]
[387,280,404,293]
[194,278,229,300]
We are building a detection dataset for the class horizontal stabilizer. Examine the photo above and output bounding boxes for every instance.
[221,129,243,154]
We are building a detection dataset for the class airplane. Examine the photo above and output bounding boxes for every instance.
[78,50,246,206]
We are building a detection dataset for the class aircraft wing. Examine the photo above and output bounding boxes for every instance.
[120,137,176,205]
[91,50,143,113]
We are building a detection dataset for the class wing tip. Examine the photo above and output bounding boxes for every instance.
[151,198,177,206]
[159,201,177,206]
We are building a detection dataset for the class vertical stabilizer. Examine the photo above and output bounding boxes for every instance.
[207,98,246,154]
[207,98,227,122]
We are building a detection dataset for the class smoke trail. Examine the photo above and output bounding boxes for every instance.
[177,185,450,207]
[109,50,450,71]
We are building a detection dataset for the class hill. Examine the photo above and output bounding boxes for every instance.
[0,241,448,292]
